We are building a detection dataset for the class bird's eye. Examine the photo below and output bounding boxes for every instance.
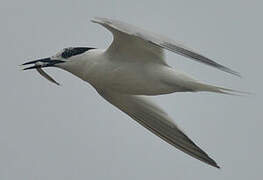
[61,48,73,59]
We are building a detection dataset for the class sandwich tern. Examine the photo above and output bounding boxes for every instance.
[22,17,243,168]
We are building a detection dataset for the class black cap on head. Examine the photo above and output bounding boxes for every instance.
[61,47,96,59]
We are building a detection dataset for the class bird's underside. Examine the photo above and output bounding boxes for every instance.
[98,89,220,168]
[22,17,245,169]
[89,17,243,168]
[84,56,236,96]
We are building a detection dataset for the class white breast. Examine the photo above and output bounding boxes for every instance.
[79,50,176,95]
[59,49,197,95]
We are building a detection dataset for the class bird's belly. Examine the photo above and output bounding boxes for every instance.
[88,63,177,95]
[110,82,174,95]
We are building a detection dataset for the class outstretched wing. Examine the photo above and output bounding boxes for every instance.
[92,17,240,77]
[98,90,220,168]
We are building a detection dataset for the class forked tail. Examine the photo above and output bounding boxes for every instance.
[195,82,249,96]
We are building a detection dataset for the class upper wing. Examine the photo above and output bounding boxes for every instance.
[98,90,220,168]
[92,17,240,77]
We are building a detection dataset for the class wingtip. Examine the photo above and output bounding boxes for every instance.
[91,17,98,23]
[228,69,242,78]
[206,157,220,169]
[91,17,105,23]
[219,66,242,78]
[214,164,221,169]
[231,71,242,78]
[212,161,221,169]
[204,155,221,169]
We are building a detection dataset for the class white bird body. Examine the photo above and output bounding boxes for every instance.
[60,49,201,95]
[23,17,244,168]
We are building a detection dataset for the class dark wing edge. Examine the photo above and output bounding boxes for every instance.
[98,90,220,168]
[92,17,241,77]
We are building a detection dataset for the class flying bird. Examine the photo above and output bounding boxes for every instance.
[22,17,243,168]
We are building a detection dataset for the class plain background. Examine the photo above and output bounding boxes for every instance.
[1,0,262,179]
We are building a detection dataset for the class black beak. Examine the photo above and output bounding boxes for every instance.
[22,58,65,70]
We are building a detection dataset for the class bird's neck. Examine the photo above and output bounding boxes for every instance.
[59,49,106,84]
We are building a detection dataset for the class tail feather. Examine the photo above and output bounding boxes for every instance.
[195,82,249,96]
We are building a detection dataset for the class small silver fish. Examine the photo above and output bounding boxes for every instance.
[36,68,60,86]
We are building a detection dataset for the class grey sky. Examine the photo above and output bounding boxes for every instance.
[1,0,262,179]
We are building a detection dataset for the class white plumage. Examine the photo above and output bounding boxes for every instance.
[22,17,244,168]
